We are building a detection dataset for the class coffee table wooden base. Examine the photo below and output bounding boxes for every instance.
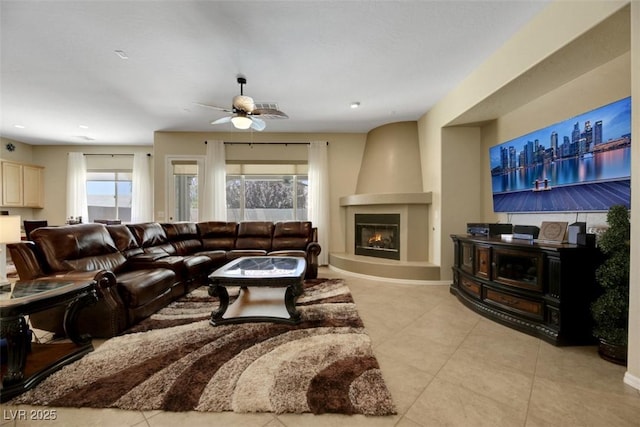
[209,283,303,326]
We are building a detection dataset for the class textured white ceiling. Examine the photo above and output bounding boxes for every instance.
[0,1,550,146]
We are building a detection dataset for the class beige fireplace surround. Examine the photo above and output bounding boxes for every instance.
[329,121,439,281]
[331,192,439,281]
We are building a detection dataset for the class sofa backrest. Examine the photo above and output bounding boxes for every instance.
[197,221,238,251]
[31,223,127,273]
[106,224,144,258]
[271,221,314,251]
[234,221,274,251]
[161,222,203,255]
[126,222,176,256]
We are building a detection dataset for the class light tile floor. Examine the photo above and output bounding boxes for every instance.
[2,267,639,426]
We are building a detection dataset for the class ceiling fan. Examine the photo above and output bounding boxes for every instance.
[197,76,288,131]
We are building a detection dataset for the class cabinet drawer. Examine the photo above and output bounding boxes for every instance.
[485,288,543,319]
[460,276,481,298]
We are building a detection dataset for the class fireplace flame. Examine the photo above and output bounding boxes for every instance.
[368,233,383,245]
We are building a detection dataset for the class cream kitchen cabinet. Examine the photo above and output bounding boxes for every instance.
[1,160,45,208]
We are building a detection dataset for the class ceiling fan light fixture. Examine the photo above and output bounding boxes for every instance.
[231,115,253,130]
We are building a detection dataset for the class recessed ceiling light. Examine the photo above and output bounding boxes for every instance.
[13,124,25,129]
[350,102,360,109]
[79,125,89,129]
[114,50,129,60]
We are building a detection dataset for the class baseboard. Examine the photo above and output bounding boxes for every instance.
[328,265,449,286]
[623,371,640,391]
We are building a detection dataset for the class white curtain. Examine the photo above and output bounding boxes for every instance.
[308,141,330,265]
[131,153,153,222]
[202,140,227,221]
[66,152,89,222]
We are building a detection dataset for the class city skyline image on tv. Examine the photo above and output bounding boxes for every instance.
[490,96,631,212]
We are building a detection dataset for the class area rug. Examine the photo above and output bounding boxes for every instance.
[11,278,396,415]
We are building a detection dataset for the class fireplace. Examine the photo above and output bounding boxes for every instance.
[355,213,400,260]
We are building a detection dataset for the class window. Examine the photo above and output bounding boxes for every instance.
[172,161,199,222]
[86,171,132,222]
[226,164,308,221]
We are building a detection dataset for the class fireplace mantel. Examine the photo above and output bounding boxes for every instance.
[339,192,432,207]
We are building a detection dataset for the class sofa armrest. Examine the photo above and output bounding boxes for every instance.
[28,269,127,338]
[40,269,117,291]
[306,242,322,257]
[8,241,47,280]
[304,242,322,279]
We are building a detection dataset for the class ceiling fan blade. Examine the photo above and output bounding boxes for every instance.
[211,116,232,125]
[252,108,289,119]
[195,102,233,113]
[250,117,266,131]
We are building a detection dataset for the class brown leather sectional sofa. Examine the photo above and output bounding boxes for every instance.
[8,220,321,338]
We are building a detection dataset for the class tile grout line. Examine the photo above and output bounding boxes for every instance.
[392,298,483,426]
[522,338,543,427]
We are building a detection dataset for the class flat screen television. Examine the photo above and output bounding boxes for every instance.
[490,96,631,212]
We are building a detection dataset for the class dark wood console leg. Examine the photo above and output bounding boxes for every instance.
[209,284,229,325]
[1,316,29,386]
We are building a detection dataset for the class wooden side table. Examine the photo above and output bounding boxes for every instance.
[0,279,98,402]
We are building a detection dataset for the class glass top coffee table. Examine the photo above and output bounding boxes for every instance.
[207,256,307,325]
[0,278,98,402]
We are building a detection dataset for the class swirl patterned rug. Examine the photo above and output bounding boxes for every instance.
[11,278,396,415]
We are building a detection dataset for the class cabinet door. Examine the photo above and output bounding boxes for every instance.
[460,242,474,274]
[492,247,544,292]
[1,162,23,206]
[23,165,44,207]
[475,245,491,279]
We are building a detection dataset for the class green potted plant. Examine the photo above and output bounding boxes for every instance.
[590,204,630,365]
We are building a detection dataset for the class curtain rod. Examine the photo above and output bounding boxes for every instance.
[203,141,329,146]
[81,153,151,156]
[224,142,309,146]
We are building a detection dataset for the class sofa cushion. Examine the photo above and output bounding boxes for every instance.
[107,224,144,258]
[198,221,238,251]
[271,221,313,251]
[234,221,274,251]
[193,250,228,268]
[127,223,176,256]
[161,222,204,255]
[227,249,268,261]
[267,249,307,259]
[31,223,126,273]
[116,268,177,308]
[64,253,128,273]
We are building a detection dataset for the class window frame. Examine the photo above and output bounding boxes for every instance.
[164,155,206,223]
[85,170,132,222]
[226,171,308,222]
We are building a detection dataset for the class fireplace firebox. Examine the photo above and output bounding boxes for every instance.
[355,214,400,260]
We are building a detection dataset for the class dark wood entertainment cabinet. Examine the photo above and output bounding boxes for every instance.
[450,234,601,346]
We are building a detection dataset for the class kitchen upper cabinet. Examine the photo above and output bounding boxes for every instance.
[1,160,45,208]
[22,164,44,207]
